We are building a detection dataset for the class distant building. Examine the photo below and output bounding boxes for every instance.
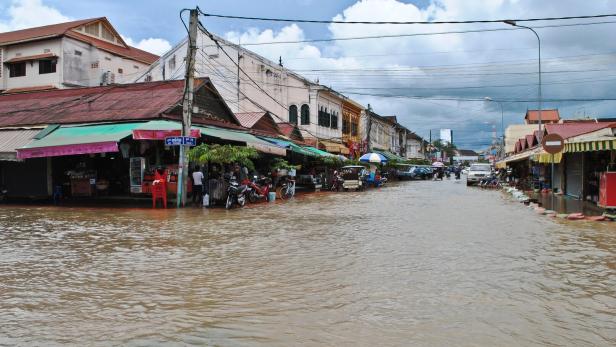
[525,109,560,125]
[0,18,158,93]
[406,132,426,160]
[453,149,479,164]
[440,129,452,145]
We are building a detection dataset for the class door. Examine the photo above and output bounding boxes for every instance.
[566,153,583,198]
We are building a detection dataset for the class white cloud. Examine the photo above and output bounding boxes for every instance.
[0,0,172,56]
[0,0,72,32]
[221,0,616,148]
[122,36,172,55]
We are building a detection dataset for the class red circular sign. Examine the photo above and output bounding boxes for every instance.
[542,133,565,154]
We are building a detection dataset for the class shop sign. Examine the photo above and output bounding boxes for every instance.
[165,136,197,146]
[542,133,564,154]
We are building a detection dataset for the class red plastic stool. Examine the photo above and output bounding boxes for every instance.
[152,180,167,208]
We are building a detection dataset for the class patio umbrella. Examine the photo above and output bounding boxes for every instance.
[359,152,387,163]
[432,161,445,167]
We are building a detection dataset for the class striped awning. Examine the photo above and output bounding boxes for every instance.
[533,152,563,164]
[565,139,616,153]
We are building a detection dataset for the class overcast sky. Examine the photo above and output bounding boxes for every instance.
[2,0,616,149]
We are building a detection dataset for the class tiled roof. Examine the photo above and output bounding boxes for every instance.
[65,30,158,64]
[0,79,229,127]
[525,109,560,122]
[0,17,158,65]
[277,122,304,141]
[545,122,613,139]
[525,134,537,148]
[0,18,99,45]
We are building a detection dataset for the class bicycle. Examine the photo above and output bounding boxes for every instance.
[276,176,296,200]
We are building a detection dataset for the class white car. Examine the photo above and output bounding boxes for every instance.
[466,163,492,186]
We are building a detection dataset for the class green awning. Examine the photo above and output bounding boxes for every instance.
[375,150,406,162]
[302,146,336,157]
[17,123,140,159]
[197,126,287,156]
[258,136,317,157]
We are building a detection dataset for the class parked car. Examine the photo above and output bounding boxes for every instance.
[396,164,414,180]
[466,163,492,186]
[409,166,432,180]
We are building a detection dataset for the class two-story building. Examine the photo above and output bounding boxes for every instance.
[406,132,426,160]
[0,18,158,93]
[134,29,350,154]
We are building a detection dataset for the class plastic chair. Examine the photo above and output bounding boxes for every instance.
[152,180,167,208]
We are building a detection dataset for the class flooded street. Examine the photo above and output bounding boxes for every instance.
[1,180,615,346]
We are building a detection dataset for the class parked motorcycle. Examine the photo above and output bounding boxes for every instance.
[225,175,248,209]
[244,175,272,203]
[330,171,344,191]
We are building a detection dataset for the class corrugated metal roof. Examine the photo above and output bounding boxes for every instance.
[0,129,42,161]
[0,80,209,127]
[235,112,266,129]
[545,122,613,139]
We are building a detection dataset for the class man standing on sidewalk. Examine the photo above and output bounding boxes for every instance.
[192,165,204,206]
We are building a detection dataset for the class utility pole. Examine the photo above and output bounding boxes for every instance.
[177,8,198,208]
[366,104,372,152]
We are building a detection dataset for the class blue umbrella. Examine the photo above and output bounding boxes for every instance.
[359,152,387,163]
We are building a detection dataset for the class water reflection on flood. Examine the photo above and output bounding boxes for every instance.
[1,180,615,346]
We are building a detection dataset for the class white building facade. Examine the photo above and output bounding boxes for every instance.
[134,30,347,145]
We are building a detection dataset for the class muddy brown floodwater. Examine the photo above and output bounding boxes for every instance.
[1,180,615,346]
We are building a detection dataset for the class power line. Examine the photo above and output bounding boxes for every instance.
[339,92,616,103]
[200,11,616,25]
[203,20,616,47]
[195,40,346,141]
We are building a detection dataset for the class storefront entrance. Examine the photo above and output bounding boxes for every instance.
[566,153,584,198]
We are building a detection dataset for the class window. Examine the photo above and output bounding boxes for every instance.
[74,50,82,56]
[342,119,350,134]
[9,62,26,77]
[91,62,99,69]
[133,65,139,69]
[145,75,152,82]
[104,56,111,61]
[318,106,331,127]
[351,122,358,136]
[117,68,123,74]
[318,107,325,126]
[300,104,310,125]
[39,60,56,74]
[331,111,338,129]
[168,55,176,72]
[289,105,298,124]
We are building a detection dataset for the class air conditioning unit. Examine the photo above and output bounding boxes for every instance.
[101,71,116,85]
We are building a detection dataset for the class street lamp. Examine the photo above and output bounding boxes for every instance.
[504,20,542,139]
[484,96,505,156]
